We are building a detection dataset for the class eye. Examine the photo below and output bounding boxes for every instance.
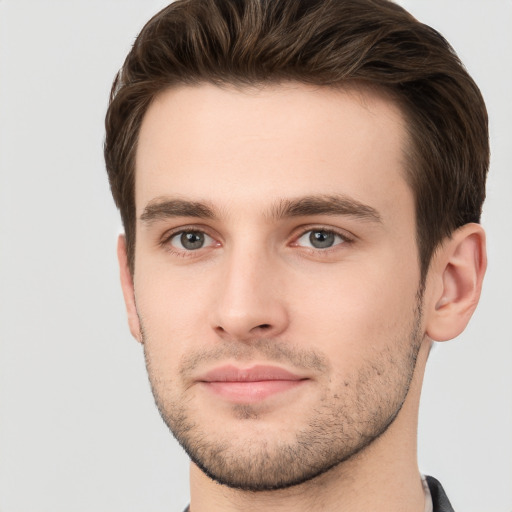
[296,229,346,249]
[169,230,214,251]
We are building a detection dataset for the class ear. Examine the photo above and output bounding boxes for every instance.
[117,234,143,343]
[425,223,487,342]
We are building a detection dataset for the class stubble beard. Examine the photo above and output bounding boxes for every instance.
[141,298,424,492]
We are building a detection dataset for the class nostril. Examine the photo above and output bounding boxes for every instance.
[258,324,271,330]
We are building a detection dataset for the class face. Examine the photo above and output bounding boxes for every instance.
[130,83,424,490]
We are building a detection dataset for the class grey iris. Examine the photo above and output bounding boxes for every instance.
[181,231,205,250]
[310,230,335,248]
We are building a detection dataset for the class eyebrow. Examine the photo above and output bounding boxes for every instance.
[269,194,382,223]
[140,194,382,224]
[140,198,217,224]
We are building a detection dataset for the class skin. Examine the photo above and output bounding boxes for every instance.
[118,83,486,511]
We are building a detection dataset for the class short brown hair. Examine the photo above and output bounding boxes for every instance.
[104,0,489,278]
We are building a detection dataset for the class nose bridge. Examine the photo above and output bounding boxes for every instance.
[211,238,288,340]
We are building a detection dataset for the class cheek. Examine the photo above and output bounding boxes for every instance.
[134,267,210,360]
[288,257,420,359]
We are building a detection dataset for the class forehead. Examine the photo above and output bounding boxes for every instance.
[135,82,412,224]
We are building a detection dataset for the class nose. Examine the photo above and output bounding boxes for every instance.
[210,247,289,342]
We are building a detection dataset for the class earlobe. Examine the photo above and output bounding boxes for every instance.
[425,224,487,342]
[117,234,143,343]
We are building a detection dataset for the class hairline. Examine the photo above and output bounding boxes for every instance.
[128,79,426,278]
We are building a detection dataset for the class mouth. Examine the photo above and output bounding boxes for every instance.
[197,364,309,403]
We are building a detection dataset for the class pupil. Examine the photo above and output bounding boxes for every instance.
[181,231,204,250]
[310,230,335,248]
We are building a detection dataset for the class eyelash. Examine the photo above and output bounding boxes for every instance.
[159,226,218,257]
[293,227,354,250]
[159,225,354,257]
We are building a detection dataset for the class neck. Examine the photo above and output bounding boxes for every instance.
[189,340,430,512]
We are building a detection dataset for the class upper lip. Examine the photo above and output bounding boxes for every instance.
[198,365,307,383]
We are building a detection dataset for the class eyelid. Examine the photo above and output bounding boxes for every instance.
[156,223,355,255]
[159,225,221,252]
[290,225,356,247]
[170,231,214,250]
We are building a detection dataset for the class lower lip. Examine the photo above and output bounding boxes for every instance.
[202,380,306,403]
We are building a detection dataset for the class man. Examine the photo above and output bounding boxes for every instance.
[104,0,488,510]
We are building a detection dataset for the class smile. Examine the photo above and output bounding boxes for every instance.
[197,365,309,403]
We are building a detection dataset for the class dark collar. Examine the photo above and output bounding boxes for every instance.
[426,475,455,512]
[183,475,455,512]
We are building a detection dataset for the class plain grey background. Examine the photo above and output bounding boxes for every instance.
[0,1,511,511]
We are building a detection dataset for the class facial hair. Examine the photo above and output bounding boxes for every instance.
[141,297,424,492]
